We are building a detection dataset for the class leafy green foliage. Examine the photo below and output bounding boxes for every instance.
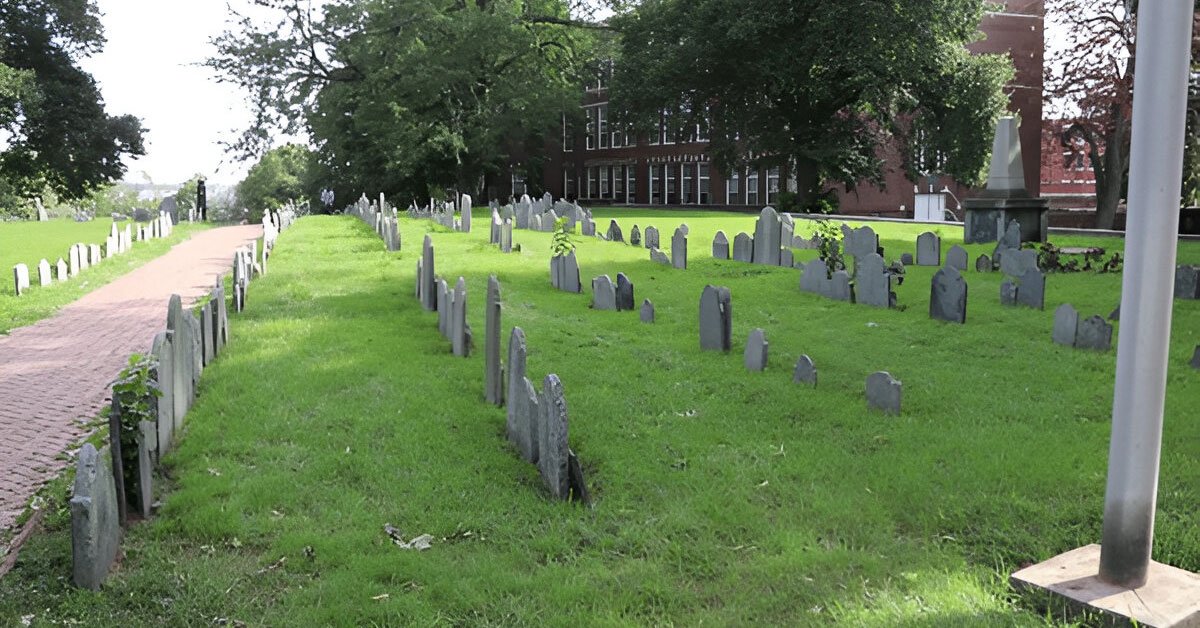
[812,219,845,275]
[110,353,161,512]
[550,216,575,256]
[1031,241,1124,273]
[609,0,1011,203]
[236,145,319,220]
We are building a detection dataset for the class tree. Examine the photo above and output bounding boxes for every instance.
[608,0,1012,208]
[1046,0,1200,228]
[236,145,318,219]
[0,1,146,207]
[207,0,612,204]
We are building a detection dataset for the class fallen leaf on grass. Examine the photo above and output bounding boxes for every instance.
[256,556,286,575]
[757,480,769,487]
[384,524,433,550]
[372,593,389,601]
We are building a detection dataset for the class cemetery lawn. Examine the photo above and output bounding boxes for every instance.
[3,210,1199,626]
[0,221,209,333]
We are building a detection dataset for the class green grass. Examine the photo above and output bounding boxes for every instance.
[2,209,1198,626]
[0,220,209,333]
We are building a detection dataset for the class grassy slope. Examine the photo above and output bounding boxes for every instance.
[1,210,1197,626]
[0,222,209,333]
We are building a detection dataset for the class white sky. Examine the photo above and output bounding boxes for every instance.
[80,1,284,186]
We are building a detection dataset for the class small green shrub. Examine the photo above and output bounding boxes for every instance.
[551,216,576,257]
[812,219,845,276]
[110,354,161,511]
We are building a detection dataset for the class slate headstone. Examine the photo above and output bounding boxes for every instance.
[1052,303,1079,347]
[752,206,782,266]
[506,328,537,463]
[699,285,732,352]
[538,374,571,500]
[946,245,968,271]
[1175,265,1200,299]
[200,302,214,366]
[929,266,968,324]
[644,226,660,250]
[640,299,655,323]
[865,371,902,416]
[452,277,469,357]
[712,231,730,260]
[975,254,992,272]
[70,443,120,591]
[793,355,817,386]
[855,253,894,308]
[744,328,768,372]
[824,270,853,302]
[780,249,794,269]
[136,421,154,518]
[799,259,827,294]
[1074,315,1113,351]
[606,220,624,243]
[1191,345,1200,369]
[649,248,670,265]
[732,232,754,263]
[592,275,617,311]
[615,273,634,311]
[485,276,503,406]
[166,295,193,425]
[900,253,914,266]
[630,225,641,246]
[915,232,941,266]
[150,332,174,455]
[671,227,687,269]
[843,225,879,270]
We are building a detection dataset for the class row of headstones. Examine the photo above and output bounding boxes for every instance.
[346,194,401,251]
[698,284,904,415]
[496,193,588,233]
[599,220,689,270]
[12,214,173,296]
[489,209,515,253]
[69,211,295,590]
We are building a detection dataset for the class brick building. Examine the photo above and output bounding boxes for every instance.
[505,1,1045,216]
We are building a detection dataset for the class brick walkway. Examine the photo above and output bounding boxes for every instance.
[0,225,262,535]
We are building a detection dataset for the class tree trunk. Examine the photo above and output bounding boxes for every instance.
[1095,113,1130,230]
[793,156,820,209]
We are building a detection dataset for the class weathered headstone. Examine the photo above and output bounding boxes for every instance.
[592,275,617,311]
[946,245,968,271]
[1190,345,1200,369]
[744,328,768,372]
[37,259,51,286]
[437,279,449,337]
[69,244,81,276]
[1175,265,1200,299]
[606,220,624,243]
[166,295,194,424]
[915,232,941,266]
[752,207,782,266]
[485,276,503,406]
[823,270,853,302]
[421,235,436,311]
[732,232,754,263]
[506,328,538,463]
[56,258,68,282]
[451,277,469,357]
[70,443,120,590]
[551,251,581,293]
[975,254,992,272]
[929,266,968,324]
[89,244,102,266]
[644,226,660,250]
[900,253,914,266]
[615,273,634,311]
[793,355,817,386]
[843,224,879,271]
[855,253,894,308]
[1074,315,1113,351]
[200,302,214,366]
[459,193,472,233]
[13,263,30,295]
[150,332,174,454]
[865,371,902,416]
[699,285,732,352]
[1052,303,1079,347]
[799,259,827,294]
[712,231,730,260]
[630,225,641,246]
[649,248,670,265]
[780,248,794,269]
[136,421,154,518]
[640,299,655,323]
[671,227,687,270]
[992,219,1022,267]
[538,374,571,499]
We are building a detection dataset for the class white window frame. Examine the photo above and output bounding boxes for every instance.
[727,171,740,205]
[766,167,780,205]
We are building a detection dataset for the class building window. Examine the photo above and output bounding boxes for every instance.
[766,167,780,205]
[628,166,637,203]
[614,166,625,200]
[600,165,610,197]
[682,163,695,204]
[564,168,576,199]
[585,107,595,151]
[650,164,664,203]
[562,113,573,152]
[588,167,599,198]
[727,171,740,205]
[598,105,609,149]
[699,163,710,204]
[666,164,678,204]
[747,169,759,206]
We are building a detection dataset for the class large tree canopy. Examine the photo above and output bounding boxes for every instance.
[236,144,319,219]
[0,0,146,209]
[608,0,1012,206]
[208,0,612,204]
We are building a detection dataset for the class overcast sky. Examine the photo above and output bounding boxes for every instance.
[80,1,276,186]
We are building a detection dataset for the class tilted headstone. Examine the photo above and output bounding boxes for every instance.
[929,266,968,324]
[671,227,687,269]
[781,214,795,254]
[485,277,503,406]
[615,273,634,311]
[538,374,571,500]
[70,443,120,590]
[855,253,894,308]
[793,355,817,386]
[1052,303,1079,347]
[865,371,902,416]
[975,254,992,272]
[630,225,641,246]
[505,328,538,463]
[649,247,670,265]
[186,311,202,389]
[1074,315,1113,351]
[915,232,941,266]
[606,220,624,243]
[56,258,68,282]
[151,332,174,454]
[1175,265,1200,299]
[698,285,732,352]
[451,277,470,357]
[744,328,768,372]
[37,259,51,286]
[946,245,968,271]
[581,216,596,237]
[640,299,655,323]
[644,226,660,250]
[712,231,729,260]
[732,232,754,263]
[752,206,782,266]
[592,275,617,311]
[13,263,30,295]
[551,251,581,293]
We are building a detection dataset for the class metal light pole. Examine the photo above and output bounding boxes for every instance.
[1098,0,1194,588]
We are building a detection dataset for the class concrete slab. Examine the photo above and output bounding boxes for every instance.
[1011,544,1200,627]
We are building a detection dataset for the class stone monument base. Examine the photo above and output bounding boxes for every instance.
[1011,544,1200,627]
[962,198,1049,244]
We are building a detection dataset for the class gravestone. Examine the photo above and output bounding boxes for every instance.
[929,266,968,324]
[606,220,624,243]
[1109,305,1121,321]
[678,224,689,236]
[166,295,194,425]
[1175,265,1200,299]
[975,254,992,272]
[649,248,670,265]
[732,232,755,263]
[1191,345,1200,369]
[69,244,81,276]
[712,231,730,260]
[630,225,641,246]
[780,249,794,269]
[212,280,229,352]
[459,193,472,233]
[915,232,941,266]
[89,244,102,266]
[13,263,30,295]
[1000,280,1018,306]
[151,333,174,455]
[538,374,570,500]
[640,299,655,323]
[56,258,68,282]
[1000,248,1045,310]
[799,259,827,294]
[1074,315,1113,351]
[186,311,202,389]
[70,443,120,590]
[506,328,538,463]
[946,245,968,271]
[865,371,902,416]
[992,219,1022,268]
[843,225,879,271]
[744,328,768,372]
[1015,269,1046,310]
[200,302,214,366]
[1052,304,1079,347]
[793,355,817,386]
[698,285,732,352]
[451,277,469,357]
[900,253,914,266]
[437,279,449,337]
[615,273,634,311]
[490,211,502,244]
[485,276,503,406]
[136,421,154,518]
[752,206,782,266]
[781,214,795,254]
[501,219,513,253]
[37,259,51,286]
[421,235,436,311]
[823,270,853,302]
[644,226,660,250]
[592,275,617,310]
[567,450,589,504]
[855,253,894,308]
[551,251,581,293]
[671,227,687,269]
